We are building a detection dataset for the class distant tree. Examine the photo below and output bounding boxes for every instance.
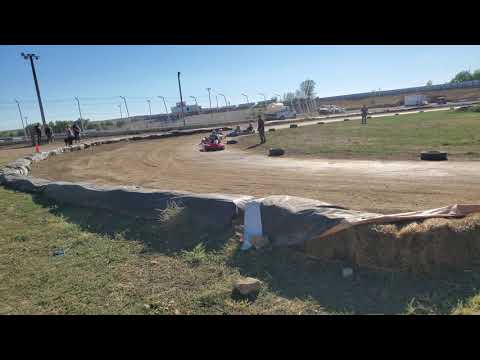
[426,80,433,86]
[116,120,125,128]
[300,79,316,99]
[450,70,473,83]
[104,120,114,127]
[295,90,304,99]
[473,69,480,81]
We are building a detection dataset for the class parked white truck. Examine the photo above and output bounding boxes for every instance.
[404,94,428,106]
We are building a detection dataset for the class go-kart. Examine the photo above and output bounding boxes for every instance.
[226,128,255,137]
[199,137,225,151]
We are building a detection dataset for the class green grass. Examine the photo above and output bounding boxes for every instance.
[239,110,480,160]
[2,185,480,314]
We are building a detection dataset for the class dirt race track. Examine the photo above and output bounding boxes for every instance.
[30,132,480,214]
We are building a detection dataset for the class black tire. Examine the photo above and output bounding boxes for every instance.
[269,148,285,156]
[279,116,285,120]
[367,116,372,119]
[269,128,276,132]
[420,151,448,161]
[395,113,399,115]
[290,124,298,128]
[227,140,237,145]
[344,119,350,121]
[317,122,324,125]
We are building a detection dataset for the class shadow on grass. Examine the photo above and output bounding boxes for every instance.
[226,245,480,314]
[33,195,480,314]
[33,195,233,255]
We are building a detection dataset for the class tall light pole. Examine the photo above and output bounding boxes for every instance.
[118,104,123,119]
[218,93,228,108]
[14,99,28,140]
[21,52,47,127]
[241,93,249,103]
[147,99,152,117]
[215,94,219,111]
[273,93,282,102]
[189,96,198,106]
[119,96,130,118]
[158,96,169,116]
[74,97,84,130]
[119,96,130,128]
[206,88,213,121]
[177,72,185,127]
[258,93,266,102]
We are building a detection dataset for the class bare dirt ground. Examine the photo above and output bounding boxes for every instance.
[31,133,480,214]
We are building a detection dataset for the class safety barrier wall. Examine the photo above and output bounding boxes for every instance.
[316,80,480,102]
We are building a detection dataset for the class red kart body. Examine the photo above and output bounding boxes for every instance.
[200,137,225,151]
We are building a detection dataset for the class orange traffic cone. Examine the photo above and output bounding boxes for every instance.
[35,143,40,153]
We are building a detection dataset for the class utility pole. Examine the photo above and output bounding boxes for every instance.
[177,72,185,127]
[241,93,249,103]
[74,97,84,130]
[147,99,152,117]
[14,99,28,140]
[206,88,213,121]
[118,104,123,119]
[21,52,47,127]
[215,94,219,111]
[274,93,282,102]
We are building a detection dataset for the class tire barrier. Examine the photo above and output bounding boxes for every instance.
[268,148,285,157]
[420,151,448,161]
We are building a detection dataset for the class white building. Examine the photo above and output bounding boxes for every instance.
[171,101,202,115]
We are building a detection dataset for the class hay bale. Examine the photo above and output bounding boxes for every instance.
[305,214,480,273]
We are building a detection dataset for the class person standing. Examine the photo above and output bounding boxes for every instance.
[257,115,266,144]
[64,126,75,146]
[44,124,53,143]
[361,105,368,125]
[34,123,42,145]
[72,123,81,143]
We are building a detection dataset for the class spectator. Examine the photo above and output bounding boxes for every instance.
[44,124,53,143]
[64,127,75,146]
[72,123,81,143]
[361,105,368,125]
[34,123,42,145]
[257,115,266,144]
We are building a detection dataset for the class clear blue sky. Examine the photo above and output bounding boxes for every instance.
[1,45,479,130]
